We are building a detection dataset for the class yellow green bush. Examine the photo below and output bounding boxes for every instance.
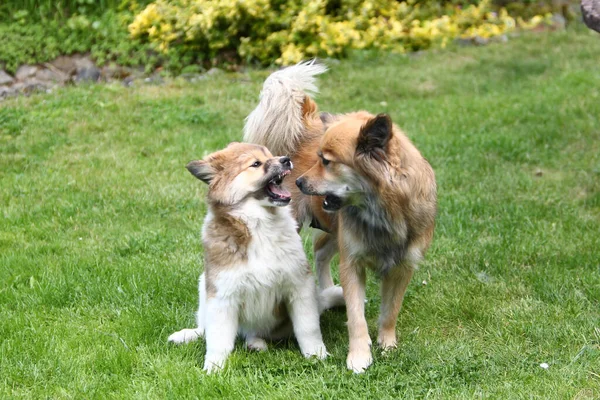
[129,0,553,66]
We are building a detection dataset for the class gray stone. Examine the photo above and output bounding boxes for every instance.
[12,79,48,94]
[0,70,14,85]
[101,65,133,80]
[180,73,206,82]
[74,57,100,83]
[205,67,224,76]
[0,85,17,99]
[473,36,489,46]
[144,74,164,85]
[582,0,600,33]
[455,37,474,46]
[35,68,68,84]
[491,34,509,43]
[50,56,77,75]
[15,65,38,81]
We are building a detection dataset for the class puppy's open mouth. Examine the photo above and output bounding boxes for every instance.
[266,170,291,205]
[322,194,343,211]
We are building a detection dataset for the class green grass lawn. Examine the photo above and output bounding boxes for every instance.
[1,28,599,399]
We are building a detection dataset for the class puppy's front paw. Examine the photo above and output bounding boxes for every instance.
[168,328,202,344]
[203,356,226,374]
[346,348,373,373]
[302,342,328,360]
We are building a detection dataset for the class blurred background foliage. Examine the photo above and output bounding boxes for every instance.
[0,0,580,74]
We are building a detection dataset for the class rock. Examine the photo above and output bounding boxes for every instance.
[491,34,509,43]
[15,65,38,81]
[12,79,48,95]
[179,73,206,82]
[144,74,164,85]
[35,67,69,84]
[0,70,14,85]
[205,67,224,76]
[582,0,600,33]
[50,56,78,75]
[122,76,137,87]
[74,57,100,83]
[101,65,134,80]
[473,36,489,46]
[455,37,475,46]
[0,85,17,99]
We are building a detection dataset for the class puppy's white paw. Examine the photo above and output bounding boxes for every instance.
[168,328,202,344]
[319,285,345,309]
[245,336,268,352]
[203,355,226,374]
[346,349,373,373]
[302,342,328,360]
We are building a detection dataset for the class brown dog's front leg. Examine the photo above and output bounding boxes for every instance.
[340,254,372,373]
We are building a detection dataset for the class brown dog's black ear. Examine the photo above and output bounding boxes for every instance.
[356,114,393,157]
[186,160,215,184]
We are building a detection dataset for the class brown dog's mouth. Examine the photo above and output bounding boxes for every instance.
[323,194,343,211]
[265,170,291,205]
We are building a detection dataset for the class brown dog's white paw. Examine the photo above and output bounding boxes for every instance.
[377,331,397,350]
[346,349,373,373]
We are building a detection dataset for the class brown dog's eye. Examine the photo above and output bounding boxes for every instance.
[251,161,262,168]
[322,158,330,166]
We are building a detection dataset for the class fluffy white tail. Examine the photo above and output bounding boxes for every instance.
[243,60,327,157]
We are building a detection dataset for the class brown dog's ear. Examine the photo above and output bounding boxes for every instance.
[356,114,393,157]
[302,96,318,119]
[186,160,215,184]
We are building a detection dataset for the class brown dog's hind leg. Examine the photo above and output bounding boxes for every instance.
[377,265,414,350]
[313,231,337,290]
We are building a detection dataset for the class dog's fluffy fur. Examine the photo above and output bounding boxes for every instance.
[244,62,437,373]
[168,143,343,373]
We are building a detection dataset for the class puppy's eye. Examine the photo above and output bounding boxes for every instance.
[322,158,330,166]
[251,161,262,168]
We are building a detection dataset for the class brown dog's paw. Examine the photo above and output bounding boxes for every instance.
[346,348,373,373]
[377,331,397,351]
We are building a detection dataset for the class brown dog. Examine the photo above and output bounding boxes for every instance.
[244,62,437,373]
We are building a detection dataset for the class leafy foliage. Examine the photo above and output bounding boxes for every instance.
[128,0,554,66]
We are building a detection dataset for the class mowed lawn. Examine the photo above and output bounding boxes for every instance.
[1,28,599,399]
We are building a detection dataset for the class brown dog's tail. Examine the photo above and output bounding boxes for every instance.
[243,60,327,157]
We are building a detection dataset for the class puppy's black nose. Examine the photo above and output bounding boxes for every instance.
[280,156,291,168]
[295,177,304,189]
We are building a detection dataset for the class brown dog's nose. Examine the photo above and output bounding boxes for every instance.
[295,177,304,190]
[280,156,291,168]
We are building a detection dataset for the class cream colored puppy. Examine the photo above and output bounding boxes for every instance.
[168,142,343,373]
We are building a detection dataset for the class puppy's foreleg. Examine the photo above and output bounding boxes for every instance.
[378,265,414,350]
[340,256,372,373]
[288,276,327,359]
[203,297,238,373]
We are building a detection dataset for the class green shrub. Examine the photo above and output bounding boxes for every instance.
[0,11,161,74]
[128,0,554,67]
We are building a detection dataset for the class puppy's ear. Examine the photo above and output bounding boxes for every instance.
[186,160,215,184]
[356,114,393,157]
